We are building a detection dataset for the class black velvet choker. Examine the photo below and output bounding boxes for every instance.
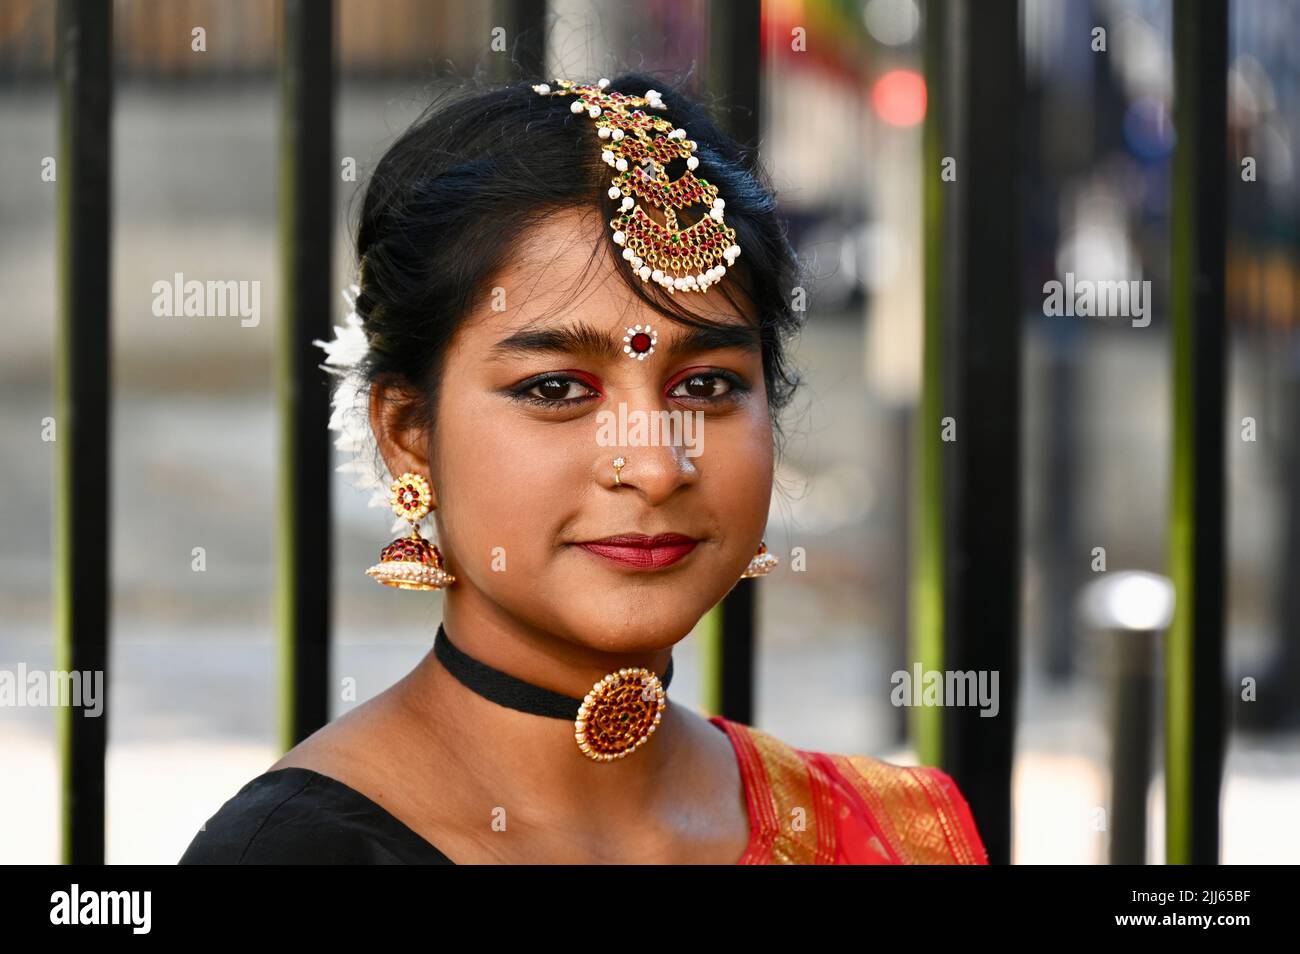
[433,622,674,718]
[433,623,674,761]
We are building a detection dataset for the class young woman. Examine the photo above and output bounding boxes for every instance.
[180,74,988,865]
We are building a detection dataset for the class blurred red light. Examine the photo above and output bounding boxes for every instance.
[872,69,927,126]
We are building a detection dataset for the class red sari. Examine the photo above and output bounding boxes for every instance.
[709,715,989,864]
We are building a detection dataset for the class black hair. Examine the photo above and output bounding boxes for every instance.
[351,70,806,472]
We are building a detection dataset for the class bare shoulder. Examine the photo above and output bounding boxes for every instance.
[267,688,405,780]
[264,683,460,832]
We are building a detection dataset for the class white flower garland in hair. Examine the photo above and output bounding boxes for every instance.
[312,284,410,537]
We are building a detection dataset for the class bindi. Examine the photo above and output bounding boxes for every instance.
[622,323,658,361]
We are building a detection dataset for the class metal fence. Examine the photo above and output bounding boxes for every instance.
[49,0,1230,865]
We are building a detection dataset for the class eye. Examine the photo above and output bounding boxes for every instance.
[510,374,600,409]
[668,371,743,402]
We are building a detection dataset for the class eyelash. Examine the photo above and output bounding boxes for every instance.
[508,370,748,410]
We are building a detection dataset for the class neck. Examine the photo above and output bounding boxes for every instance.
[396,592,683,816]
[441,596,675,702]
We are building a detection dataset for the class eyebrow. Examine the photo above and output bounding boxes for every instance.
[488,319,761,362]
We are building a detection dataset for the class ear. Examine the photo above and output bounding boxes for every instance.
[369,375,436,506]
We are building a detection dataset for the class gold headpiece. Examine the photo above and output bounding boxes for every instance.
[533,77,741,295]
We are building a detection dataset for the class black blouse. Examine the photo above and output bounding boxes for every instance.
[179,767,455,864]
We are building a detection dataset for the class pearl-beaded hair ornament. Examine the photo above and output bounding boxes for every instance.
[532,77,742,295]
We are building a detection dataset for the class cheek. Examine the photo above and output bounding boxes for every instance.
[711,404,775,530]
[431,394,586,567]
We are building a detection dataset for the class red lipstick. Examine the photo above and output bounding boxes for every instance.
[576,533,699,570]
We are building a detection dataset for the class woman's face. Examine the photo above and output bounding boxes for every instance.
[381,207,774,653]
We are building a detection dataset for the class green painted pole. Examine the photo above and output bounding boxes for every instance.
[916,2,1021,864]
[54,0,112,866]
[914,0,950,769]
[277,0,334,751]
[492,0,546,82]
[1166,0,1227,866]
[705,0,763,724]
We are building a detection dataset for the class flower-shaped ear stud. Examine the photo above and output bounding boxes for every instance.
[365,472,455,590]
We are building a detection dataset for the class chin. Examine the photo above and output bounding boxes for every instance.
[563,612,700,654]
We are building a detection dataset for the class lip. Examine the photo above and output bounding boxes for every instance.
[575,533,700,570]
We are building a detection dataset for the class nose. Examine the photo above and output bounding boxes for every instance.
[604,442,699,504]
[595,397,701,504]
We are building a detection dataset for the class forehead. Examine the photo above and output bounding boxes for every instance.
[463,206,754,343]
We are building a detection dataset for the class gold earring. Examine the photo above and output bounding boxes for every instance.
[365,472,456,590]
[740,540,778,579]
